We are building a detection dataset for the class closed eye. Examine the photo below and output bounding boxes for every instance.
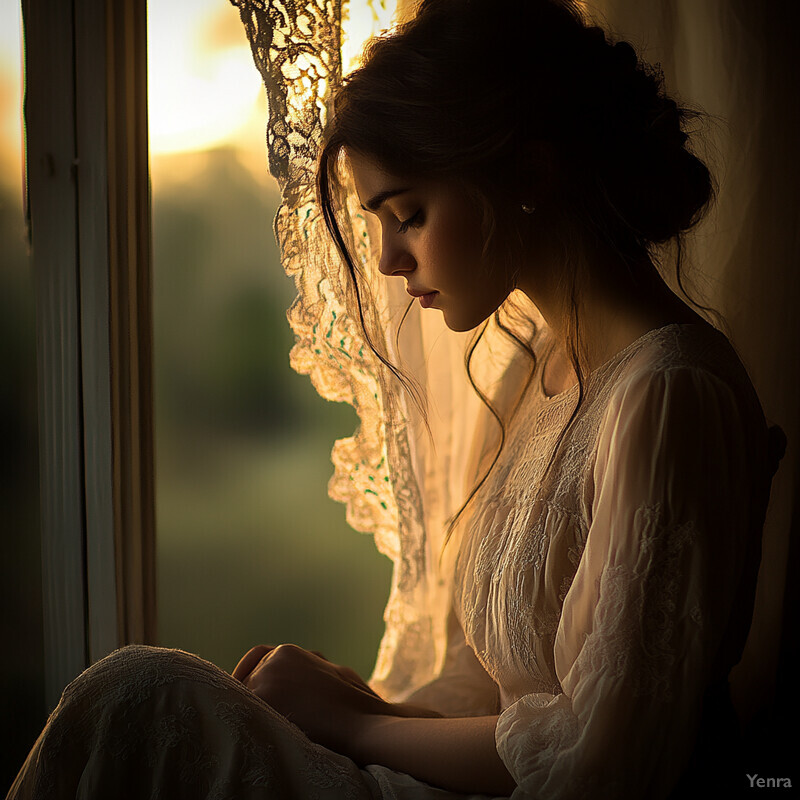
[396,209,423,234]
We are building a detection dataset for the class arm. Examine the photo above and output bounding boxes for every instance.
[495,366,766,798]
[232,564,507,792]
[401,605,501,718]
[352,714,517,796]
[237,643,516,794]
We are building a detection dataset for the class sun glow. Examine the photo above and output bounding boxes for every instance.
[147,0,262,156]
[145,0,403,165]
[342,0,398,74]
[0,1,410,183]
[0,1,24,190]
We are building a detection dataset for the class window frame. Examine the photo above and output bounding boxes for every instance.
[23,0,155,710]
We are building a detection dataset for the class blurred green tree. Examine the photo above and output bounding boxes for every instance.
[152,148,393,678]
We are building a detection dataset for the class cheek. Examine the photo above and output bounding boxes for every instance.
[432,208,486,277]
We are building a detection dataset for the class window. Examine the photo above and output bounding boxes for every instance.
[1,1,44,787]
[14,3,392,765]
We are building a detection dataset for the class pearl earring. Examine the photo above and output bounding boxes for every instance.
[521,203,536,214]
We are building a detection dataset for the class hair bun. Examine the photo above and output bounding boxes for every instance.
[604,142,713,243]
[648,99,689,150]
[566,30,714,243]
[329,0,715,249]
[610,40,638,71]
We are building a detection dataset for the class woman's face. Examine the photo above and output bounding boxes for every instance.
[348,151,514,332]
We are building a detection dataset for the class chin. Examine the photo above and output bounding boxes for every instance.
[441,309,492,333]
[441,299,506,333]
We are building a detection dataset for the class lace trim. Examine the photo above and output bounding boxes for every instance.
[231,0,452,702]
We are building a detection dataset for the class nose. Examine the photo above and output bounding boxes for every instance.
[378,230,416,277]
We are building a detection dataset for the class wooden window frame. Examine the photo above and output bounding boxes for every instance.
[23,0,155,710]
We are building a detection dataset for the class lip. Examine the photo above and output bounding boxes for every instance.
[418,292,438,309]
[407,286,439,309]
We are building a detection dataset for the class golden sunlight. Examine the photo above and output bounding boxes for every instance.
[0,1,23,188]
[147,0,262,156]
[342,0,398,74]
[145,0,401,165]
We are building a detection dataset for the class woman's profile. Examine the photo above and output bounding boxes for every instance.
[7,1,782,798]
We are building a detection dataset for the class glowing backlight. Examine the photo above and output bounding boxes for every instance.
[147,0,262,156]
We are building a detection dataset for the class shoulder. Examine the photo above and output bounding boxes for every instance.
[586,324,771,557]
[605,323,764,422]
[595,322,769,473]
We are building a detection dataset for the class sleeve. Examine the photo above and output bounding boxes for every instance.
[403,605,501,717]
[495,366,759,799]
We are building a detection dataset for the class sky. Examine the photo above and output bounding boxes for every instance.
[0,0,23,193]
[147,0,264,158]
[0,0,398,191]
[0,0,266,178]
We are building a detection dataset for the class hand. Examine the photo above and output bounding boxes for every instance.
[233,643,383,699]
[231,643,396,757]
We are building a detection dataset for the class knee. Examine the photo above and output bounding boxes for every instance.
[100,643,218,673]
[78,643,181,683]
[61,644,218,710]
[92,643,187,675]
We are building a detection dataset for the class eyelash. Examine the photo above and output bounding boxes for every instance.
[396,209,423,234]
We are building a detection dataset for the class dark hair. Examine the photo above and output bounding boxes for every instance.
[317,0,719,542]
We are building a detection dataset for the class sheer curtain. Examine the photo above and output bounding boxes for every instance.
[233,0,797,729]
[588,0,798,730]
[231,0,487,703]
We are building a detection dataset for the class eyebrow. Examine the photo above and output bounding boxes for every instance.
[361,187,411,212]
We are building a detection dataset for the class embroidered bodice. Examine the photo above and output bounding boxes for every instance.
[409,322,769,798]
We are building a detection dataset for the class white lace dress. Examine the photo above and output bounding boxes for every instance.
[8,322,769,800]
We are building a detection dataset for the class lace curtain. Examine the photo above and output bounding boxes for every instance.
[229,0,521,701]
[231,0,795,719]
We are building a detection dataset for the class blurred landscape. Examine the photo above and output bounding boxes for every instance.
[151,148,392,677]
[144,0,394,680]
[0,135,393,797]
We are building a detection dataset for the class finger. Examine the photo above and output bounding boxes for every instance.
[352,680,382,699]
[336,665,382,698]
[304,651,376,693]
[232,645,274,682]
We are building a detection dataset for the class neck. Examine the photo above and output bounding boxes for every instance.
[516,241,705,372]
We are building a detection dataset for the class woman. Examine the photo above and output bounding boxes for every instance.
[8,0,773,798]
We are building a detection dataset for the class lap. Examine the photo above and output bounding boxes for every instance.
[8,645,381,800]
